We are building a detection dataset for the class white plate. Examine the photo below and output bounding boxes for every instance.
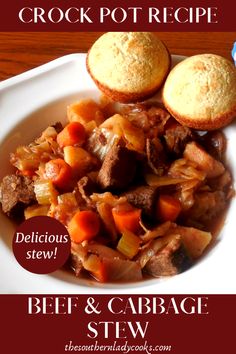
[0,53,236,294]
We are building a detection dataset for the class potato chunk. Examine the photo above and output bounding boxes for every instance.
[64,146,98,176]
[67,98,104,127]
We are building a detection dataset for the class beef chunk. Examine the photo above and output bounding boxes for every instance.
[209,170,232,191]
[171,244,192,272]
[187,191,226,224]
[164,123,193,156]
[123,186,158,218]
[0,174,36,215]
[199,131,226,161]
[97,145,136,190]
[145,237,191,277]
[146,138,167,176]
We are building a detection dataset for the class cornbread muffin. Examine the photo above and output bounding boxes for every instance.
[163,54,236,130]
[87,32,171,103]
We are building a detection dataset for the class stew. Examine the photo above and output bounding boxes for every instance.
[0,97,234,283]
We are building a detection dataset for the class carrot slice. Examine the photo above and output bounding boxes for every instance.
[157,195,182,222]
[44,158,72,190]
[112,207,141,234]
[68,210,100,243]
[57,122,86,148]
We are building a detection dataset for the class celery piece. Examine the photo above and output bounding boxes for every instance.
[34,180,58,205]
[117,230,140,259]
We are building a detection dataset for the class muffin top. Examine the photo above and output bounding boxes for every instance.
[163,54,236,130]
[87,32,170,101]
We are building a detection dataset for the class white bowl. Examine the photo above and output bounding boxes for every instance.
[0,54,235,294]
